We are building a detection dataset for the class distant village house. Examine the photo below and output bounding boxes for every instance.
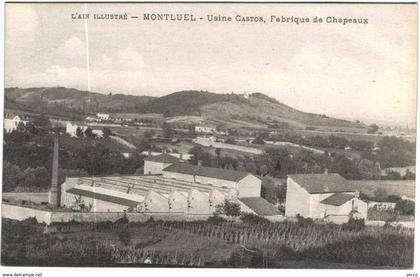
[4,115,28,133]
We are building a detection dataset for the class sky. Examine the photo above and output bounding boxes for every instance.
[5,3,417,127]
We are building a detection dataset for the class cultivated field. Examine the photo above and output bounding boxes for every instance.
[2,216,414,268]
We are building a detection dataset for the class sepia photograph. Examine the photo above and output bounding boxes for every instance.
[1,1,418,272]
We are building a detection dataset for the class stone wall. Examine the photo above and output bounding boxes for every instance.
[2,204,52,224]
[2,203,211,225]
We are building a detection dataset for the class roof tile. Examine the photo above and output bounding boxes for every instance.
[163,163,250,182]
[320,193,355,206]
[289,173,355,194]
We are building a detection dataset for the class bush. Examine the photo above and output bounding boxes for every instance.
[214,200,241,216]
[117,228,132,246]
[21,216,39,225]
[395,200,415,215]
[296,214,314,227]
[342,217,365,232]
[223,200,241,216]
[207,215,227,224]
[114,214,129,225]
[240,213,270,225]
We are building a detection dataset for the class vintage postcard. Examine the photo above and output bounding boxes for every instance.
[1,2,417,271]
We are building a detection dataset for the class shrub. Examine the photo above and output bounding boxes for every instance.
[207,215,227,224]
[21,216,39,225]
[114,214,129,225]
[342,217,365,232]
[117,228,132,246]
[223,200,241,216]
[240,213,270,225]
[296,214,314,227]
[395,200,415,215]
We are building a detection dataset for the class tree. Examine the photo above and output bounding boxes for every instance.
[395,200,415,215]
[84,127,94,138]
[376,136,415,168]
[188,146,212,166]
[328,135,348,149]
[225,138,236,144]
[162,123,174,139]
[252,135,265,145]
[76,127,84,138]
[367,124,379,134]
[3,162,22,192]
[261,176,285,204]
[358,159,380,179]
[58,168,88,184]
[219,199,241,216]
[330,155,360,179]
[33,114,51,129]
[103,127,112,139]
[144,129,155,138]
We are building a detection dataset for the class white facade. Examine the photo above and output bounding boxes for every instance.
[141,151,193,161]
[61,183,144,212]
[66,122,87,137]
[162,170,261,198]
[66,122,103,138]
[4,116,28,133]
[285,176,367,223]
[97,113,110,120]
[195,125,216,134]
[144,160,173,175]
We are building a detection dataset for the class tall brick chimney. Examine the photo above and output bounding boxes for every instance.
[49,130,60,207]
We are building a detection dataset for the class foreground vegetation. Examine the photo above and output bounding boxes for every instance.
[2,216,414,268]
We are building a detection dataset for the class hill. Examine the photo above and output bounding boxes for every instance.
[5,87,154,116]
[5,87,366,130]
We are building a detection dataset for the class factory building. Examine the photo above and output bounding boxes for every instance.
[60,153,280,216]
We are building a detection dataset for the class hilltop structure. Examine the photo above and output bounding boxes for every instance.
[285,173,367,223]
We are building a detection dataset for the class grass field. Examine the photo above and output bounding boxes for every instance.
[349,180,415,199]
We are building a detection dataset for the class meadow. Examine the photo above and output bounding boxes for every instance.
[1,215,414,268]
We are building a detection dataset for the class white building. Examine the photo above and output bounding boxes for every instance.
[143,154,181,175]
[162,163,261,198]
[4,115,28,133]
[66,122,103,138]
[195,125,217,134]
[97,113,110,121]
[285,173,367,223]
[59,156,281,217]
[66,122,87,137]
[141,151,193,161]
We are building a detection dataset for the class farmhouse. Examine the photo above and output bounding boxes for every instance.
[285,173,367,223]
[4,115,28,133]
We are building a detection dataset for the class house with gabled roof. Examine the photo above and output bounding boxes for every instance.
[285,173,367,223]
[144,153,181,175]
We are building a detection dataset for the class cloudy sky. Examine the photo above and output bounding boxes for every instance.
[5,3,417,126]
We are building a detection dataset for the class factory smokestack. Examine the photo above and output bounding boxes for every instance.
[49,130,60,207]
